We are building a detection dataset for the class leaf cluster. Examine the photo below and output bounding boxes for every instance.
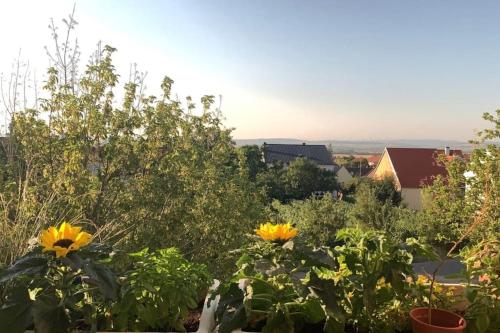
[110,248,211,332]
[0,244,118,333]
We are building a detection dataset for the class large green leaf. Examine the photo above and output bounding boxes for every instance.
[82,260,118,299]
[306,271,344,321]
[262,305,294,333]
[0,255,48,283]
[32,294,69,333]
[0,286,33,333]
[300,297,325,324]
[216,283,247,333]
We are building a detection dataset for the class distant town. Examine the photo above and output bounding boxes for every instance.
[235,138,474,154]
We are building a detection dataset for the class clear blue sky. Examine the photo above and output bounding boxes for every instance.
[1,0,499,140]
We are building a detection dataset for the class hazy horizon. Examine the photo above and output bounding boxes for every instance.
[1,0,499,141]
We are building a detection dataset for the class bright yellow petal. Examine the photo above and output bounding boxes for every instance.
[40,227,59,250]
[58,222,71,240]
[72,231,92,250]
[58,222,81,241]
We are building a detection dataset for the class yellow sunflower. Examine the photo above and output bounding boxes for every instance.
[39,222,92,258]
[256,222,298,242]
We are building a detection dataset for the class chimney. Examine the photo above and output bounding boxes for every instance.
[444,146,450,156]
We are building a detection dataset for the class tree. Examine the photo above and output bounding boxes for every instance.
[282,157,338,201]
[422,110,499,246]
[0,15,266,275]
[237,145,266,181]
[350,177,402,231]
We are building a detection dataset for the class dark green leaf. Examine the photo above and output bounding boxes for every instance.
[216,283,247,333]
[263,305,294,333]
[83,261,118,299]
[0,286,33,333]
[301,297,325,324]
[0,255,48,283]
[32,294,69,333]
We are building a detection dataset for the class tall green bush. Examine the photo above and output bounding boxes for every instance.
[271,196,351,247]
[0,38,266,275]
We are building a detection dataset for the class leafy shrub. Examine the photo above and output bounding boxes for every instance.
[461,239,500,333]
[384,207,429,243]
[271,196,351,247]
[310,228,436,333]
[0,18,266,275]
[214,224,345,333]
[256,157,338,203]
[0,223,118,333]
[214,225,436,333]
[354,177,401,206]
[111,248,212,332]
[421,111,499,246]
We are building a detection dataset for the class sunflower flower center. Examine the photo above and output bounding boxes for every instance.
[53,239,74,248]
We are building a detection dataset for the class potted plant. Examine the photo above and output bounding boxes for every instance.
[108,247,216,332]
[212,222,346,333]
[409,187,494,333]
[0,222,119,333]
[0,223,219,333]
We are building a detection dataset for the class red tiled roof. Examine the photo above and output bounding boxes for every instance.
[386,148,463,188]
[367,155,380,164]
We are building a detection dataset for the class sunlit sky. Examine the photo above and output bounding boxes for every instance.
[1,0,499,140]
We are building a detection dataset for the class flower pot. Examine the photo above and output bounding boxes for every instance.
[409,307,466,333]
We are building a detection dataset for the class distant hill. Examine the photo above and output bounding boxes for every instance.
[234,138,474,154]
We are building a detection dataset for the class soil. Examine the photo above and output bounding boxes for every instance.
[182,302,204,332]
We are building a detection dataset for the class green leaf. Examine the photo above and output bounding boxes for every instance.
[472,312,490,333]
[0,286,33,333]
[0,255,48,283]
[306,271,344,320]
[301,297,326,324]
[216,283,247,333]
[324,316,345,333]
[32,294,69,333]
[83,260,118,299]
[263,305,294,333]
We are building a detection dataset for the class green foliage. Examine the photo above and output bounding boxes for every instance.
[323,228,432,333]
[214,227,434,333]
[349,177,415,238]
[0,243,118,333]
[271,196,351,247]
[422,110,499,246]
[421,156,469,244]
[257,157,339,202]
[214,236,344,333]
[461,239,500,333]
[0,41,266,275]
[111,248,212,332]
[383,207,429,243]
[237,145,267,181]
[283,157,338,201]
[355,177,401,206]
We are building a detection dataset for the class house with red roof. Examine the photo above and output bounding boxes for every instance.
[368,147,463,210]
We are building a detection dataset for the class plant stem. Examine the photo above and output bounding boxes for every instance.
[427,184,491,324]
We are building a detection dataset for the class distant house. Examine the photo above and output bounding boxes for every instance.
[366,155,381,166]
[369,147,463,210]
[263,143,335,171]
[336,165,354,185]
[346,165,373,177]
